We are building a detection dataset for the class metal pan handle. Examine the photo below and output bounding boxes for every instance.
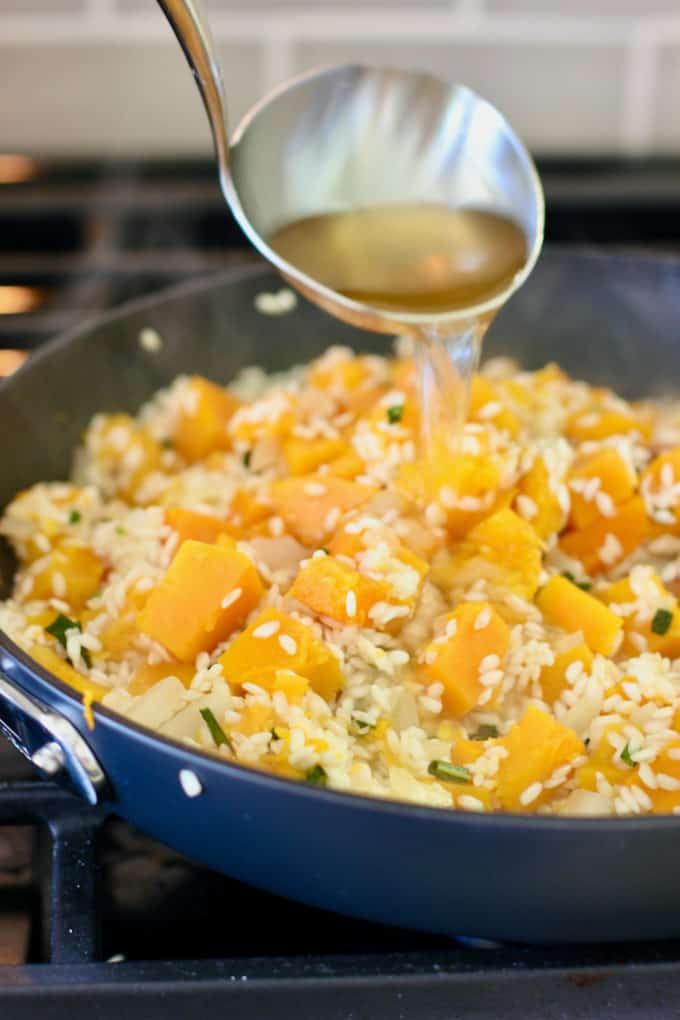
[0,659,108,805]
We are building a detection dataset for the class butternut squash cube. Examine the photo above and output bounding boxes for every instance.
[419,601,510,717]
[568,447,637,530]
[600,572,680,658]
[469,374,520,436]
[539,642,593,705]
[165,507,233,550]
[641,447,680,528]
[270,476,376,548]
[283,436,348,476]
[290,554,389,627]
[566,407,651,443]
[324,447,366,480]
[496,704,585,811]
[398,447,503,539]
[31,543,105,610]
[218,607,343,702]
[559,497,652,575]
[536,575,622,656]
[175,376,239,462]
[138,539,263,661]
[514,456,564,540]
[463,508,543,600]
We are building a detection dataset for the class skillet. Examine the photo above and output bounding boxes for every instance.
[2,247,680,945]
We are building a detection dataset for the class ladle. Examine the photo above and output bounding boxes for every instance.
[158,0,544,441]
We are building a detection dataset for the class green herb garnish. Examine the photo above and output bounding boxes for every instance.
[68,509,81,525]
[305,765,327,786]
[242,450,252,468]
[161,438,174,449]
[562,570,592,591]
[200,707,233,751]
[652,608,673,636]
[45,614,91,668]
[428,760,471,784]
[471,724,499,741]
[386,404,404,425]
[115,525,126,536]
[350,717,375,736]
[621,743,637,768]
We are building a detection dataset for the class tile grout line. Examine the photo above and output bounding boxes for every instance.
[5,10,680,46]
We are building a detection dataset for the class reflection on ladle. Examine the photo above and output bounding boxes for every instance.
[157,0,544,451]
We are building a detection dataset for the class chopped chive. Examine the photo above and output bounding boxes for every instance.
[115,525,126,536]
[562,570,592,591]
[68,509,81,525]
[471,724,499,741]
[386,404,404,424]
[652,608,673,636]
[428,760,471,784]
[305,764,327,786]
[45,614,91,668]
[161,437,174,449]
[200,707,233,751]
[350,717,375,736]
[621,743,637,768]
[242,450,252,468]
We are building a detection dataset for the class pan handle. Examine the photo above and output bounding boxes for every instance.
[0,658,108,805]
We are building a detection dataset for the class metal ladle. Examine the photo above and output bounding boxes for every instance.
[158,0,544,436]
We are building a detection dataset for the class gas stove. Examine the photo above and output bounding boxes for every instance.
[2,158,680,1018]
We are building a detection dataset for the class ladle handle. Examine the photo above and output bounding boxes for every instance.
[156,0,230,192]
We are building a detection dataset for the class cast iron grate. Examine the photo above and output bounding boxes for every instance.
[3,156,680,350]
[1,772,680,1018]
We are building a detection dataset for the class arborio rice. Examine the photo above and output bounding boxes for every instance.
[5,339,680,816]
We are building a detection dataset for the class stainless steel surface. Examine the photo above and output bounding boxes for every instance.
[156,0,230,198]
[156,1,543,337]
[0,661,107,804]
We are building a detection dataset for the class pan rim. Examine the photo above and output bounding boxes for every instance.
[4,246,680,831]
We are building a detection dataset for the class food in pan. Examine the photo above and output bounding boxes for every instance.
[3,341,680,817]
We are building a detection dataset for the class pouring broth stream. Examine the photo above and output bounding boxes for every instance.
[268,203,529,452]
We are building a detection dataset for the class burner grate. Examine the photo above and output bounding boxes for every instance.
[1,776,680,1016]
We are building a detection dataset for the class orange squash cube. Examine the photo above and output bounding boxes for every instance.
[270,476,377,548]
[496,704,585,811]
[559,496,653,575]
[31,543,105,610]
[419,602,510,717]
[539,642,593,705]
[138,539,263,661]
[290,555,389,627]
[568,447,637,530]
[283,436,348,476]
[165,507,233,550]
[218,607,343,702]
[174,376,239,462]
[536,575,622,656]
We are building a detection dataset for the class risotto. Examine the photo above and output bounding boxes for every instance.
[4,339,680,817]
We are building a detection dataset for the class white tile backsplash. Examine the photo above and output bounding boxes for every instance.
[1,0,679,155]
[653,44,680,151]
[0,40,260,154]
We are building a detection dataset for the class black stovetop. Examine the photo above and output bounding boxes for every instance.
[3,157,680,1017]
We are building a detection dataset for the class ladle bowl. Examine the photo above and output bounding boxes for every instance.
[158,0,544,338]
